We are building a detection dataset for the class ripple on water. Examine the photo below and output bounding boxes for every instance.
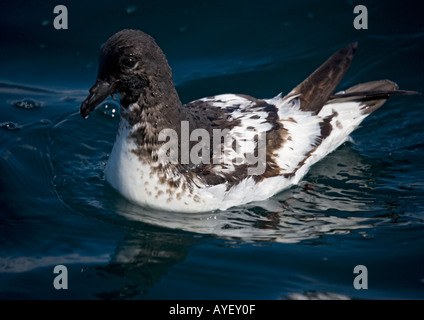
[1,122,20,130]
[13,98,43,110]
[125,5,138,14]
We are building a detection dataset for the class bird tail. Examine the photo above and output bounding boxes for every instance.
[282,42,419,115]
[327,80,419,114]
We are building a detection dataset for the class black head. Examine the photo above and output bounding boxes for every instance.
[80,29,170,118]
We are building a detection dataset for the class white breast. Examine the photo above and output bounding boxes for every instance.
[105,118,223,212]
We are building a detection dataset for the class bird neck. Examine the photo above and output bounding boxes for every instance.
[119,71,188,155]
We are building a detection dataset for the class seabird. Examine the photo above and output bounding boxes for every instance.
[80,29,418,212]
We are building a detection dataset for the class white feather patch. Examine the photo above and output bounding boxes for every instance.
[200,94,272,174]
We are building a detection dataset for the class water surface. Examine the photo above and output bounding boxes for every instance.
[1,0,423,299]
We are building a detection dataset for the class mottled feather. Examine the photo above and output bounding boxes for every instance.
[80,30,419,212]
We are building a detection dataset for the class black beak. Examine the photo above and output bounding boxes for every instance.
[80,80,114,118]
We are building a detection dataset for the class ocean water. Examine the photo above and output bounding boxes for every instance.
[1,0,424,300]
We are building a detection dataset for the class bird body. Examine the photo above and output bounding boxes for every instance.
[81,29,417,213]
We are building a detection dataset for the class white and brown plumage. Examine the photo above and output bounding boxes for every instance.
[80,29,417,212]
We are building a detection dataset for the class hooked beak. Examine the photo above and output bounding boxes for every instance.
[80,80,114,119]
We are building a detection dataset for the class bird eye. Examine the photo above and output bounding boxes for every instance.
[121,56,137,69]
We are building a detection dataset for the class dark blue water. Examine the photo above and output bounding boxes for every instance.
[1,0,424,299]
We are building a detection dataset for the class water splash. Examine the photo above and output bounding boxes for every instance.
[101,102,119,118]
